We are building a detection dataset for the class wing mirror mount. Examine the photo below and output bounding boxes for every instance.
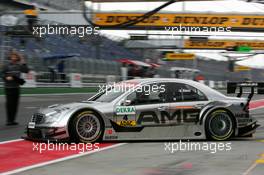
[121,99,132,106]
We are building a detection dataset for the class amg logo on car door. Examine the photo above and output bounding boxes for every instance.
[137,109,200,125]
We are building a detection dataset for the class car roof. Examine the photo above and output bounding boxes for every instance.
[123,78,205,87]
[122,78,226,100]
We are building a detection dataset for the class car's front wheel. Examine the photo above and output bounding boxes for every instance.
[69,110,103,143]
[205,109,234,141]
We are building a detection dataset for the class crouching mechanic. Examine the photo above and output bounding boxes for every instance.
[2,50,29,126]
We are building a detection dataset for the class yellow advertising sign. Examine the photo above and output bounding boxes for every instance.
[24,9,38,16]
[165,53,195,60]
[117,120,137,127]
[94,13,264,30]
[234,65,251,72]
[184,40,264,50]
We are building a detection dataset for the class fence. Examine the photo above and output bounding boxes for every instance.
[0,70,229,90]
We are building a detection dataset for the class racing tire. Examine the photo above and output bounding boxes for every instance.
[69,110,104,143]
[205,109,234,141]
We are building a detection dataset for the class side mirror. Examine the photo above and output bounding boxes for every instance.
[121,99,132,106]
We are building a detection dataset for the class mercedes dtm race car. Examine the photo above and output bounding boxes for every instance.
[24,78,261,142]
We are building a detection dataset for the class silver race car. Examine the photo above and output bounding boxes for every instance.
[24,79,260,142]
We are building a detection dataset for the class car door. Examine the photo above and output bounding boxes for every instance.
[113,82,179,140]
[123,82,176,139]
[168,82,209,125]
[125,82,170,127]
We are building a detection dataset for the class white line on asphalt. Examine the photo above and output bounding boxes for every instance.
[248,99,264,111]
[0,139,23,145]
[249,98,264,103]
[243,162,258,175]
[250,105,264,111]
[243,151,264,175]
[1,143,127,175]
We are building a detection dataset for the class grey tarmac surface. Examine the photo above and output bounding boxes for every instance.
[0,93,263,175]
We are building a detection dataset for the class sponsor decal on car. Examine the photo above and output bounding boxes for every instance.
[28,122,36,129]
[106,129,113,135]
[115,106,136,115]
[117,120,137,127]
[137,109,200,125]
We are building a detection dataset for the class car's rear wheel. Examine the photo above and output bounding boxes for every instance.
[70,110,103,143]
[205,110,234,141]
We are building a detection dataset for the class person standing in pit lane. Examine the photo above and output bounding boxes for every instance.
[1,50,29,126]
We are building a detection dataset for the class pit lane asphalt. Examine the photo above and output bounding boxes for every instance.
[0,93,263,175]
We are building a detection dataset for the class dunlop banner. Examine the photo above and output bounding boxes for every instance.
[93,13,264,31]
[165,53,195,60]
[184,40,264,50]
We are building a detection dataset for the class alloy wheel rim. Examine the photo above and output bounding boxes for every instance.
[209,113,232,138]
[76,114,101,141]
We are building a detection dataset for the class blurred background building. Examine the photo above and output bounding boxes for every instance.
[1,0,264,88]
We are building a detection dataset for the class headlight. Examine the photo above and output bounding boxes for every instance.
[42,106,70,124]
[44,111,61,123]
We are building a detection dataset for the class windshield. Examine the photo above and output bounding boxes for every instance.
[91,84,135,102]
[89,81,149,102]
[93,90,125,103]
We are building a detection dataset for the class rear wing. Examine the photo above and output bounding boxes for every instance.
[227,82,264,111]
[227,82,264,96]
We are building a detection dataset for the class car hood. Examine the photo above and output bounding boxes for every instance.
[38,101,108,114]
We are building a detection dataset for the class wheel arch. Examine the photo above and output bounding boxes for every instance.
[201,107,238,136]
[200,106,237,126]
[199,102,237,127]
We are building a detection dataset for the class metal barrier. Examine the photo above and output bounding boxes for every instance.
[0,70,228,89]
[35,72,120,88]
[36,72,69,83]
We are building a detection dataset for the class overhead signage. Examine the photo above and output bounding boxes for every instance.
[184,40,264,50]
[93,13,264,31]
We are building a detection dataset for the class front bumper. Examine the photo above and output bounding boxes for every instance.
[22,127,69,142]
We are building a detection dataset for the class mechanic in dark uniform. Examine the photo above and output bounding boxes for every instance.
[2,51,29,126]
